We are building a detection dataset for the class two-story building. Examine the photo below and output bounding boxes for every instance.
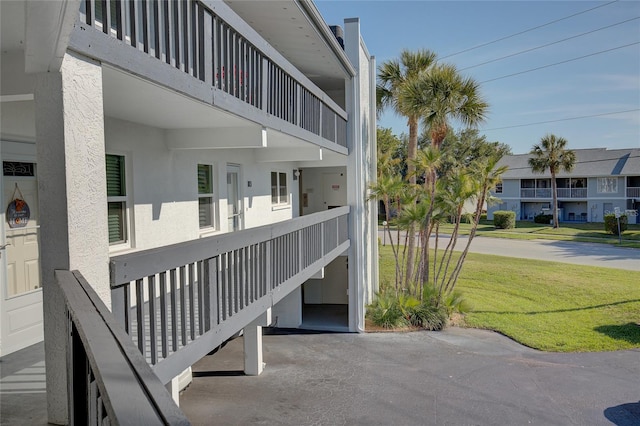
[488,148,640,224]
[1,0,377,422]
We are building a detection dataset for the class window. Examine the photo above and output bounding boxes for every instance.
[106,154,127,245]
[198,164,214,229]
[271,172,288,205]
[597,177,617,193]
[495,181,503,194]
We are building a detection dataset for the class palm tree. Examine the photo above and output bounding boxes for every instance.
[378,49,438,287]
[528,134,576,229]
[400,63,489,150]
[367,175,404,293]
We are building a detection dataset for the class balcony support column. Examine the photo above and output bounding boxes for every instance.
[35,51,110,424]
[243,308,271,376]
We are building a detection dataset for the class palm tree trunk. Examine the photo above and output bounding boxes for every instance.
[551,170,559,228]
[404,116,418,288]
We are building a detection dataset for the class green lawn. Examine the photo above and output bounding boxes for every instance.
[395,220,640,248]
[377,245,640,352]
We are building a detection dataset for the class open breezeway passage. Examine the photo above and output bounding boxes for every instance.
[378,230,640,271]
[180,329,640,425]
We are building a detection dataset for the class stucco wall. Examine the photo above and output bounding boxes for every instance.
[105,117,299,252]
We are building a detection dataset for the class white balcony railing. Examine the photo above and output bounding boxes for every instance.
[520,188,586,198]
[556,188,587,198]
[78,0,347,147]
[110,207,350,383]
[627,187,640,198]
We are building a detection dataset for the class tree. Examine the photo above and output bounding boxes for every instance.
[439,129,511,178]
[376,127,404,179]
[400,63,488,151]
[377,49,438,287]
[528,134,576,229]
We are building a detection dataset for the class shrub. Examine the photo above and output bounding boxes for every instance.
[409,304,448,330]
[493,210,515,229]
[443,290,471,316]
[604,213,628,235]
[534,214,553,224]
[367,293,409,329]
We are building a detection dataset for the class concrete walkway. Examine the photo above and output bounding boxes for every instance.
[379,229,640,271]
[180,329,640,425]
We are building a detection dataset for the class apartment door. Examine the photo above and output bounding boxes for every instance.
[603,202,613,219]
[0,161,43,356]
[227,165,242,231]
[322,172,347,209]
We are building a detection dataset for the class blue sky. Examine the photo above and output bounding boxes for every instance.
[316,0,640,154]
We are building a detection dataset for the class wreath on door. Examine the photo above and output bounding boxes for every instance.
[6,183,30,228]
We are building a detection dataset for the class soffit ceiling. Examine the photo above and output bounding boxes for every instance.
[224,0,348,91]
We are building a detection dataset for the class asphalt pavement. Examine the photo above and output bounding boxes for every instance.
[378,229,640,271]
[180,328,640,425]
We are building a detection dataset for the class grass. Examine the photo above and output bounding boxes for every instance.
[383,219,640,248]
[377,245,640,352]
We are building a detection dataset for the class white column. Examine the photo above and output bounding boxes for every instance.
[243,308,271,375]
[35,51,109,424]
[344,18,366,333]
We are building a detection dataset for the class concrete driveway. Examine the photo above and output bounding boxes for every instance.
[378,230,640,271]
[180,328,640,425]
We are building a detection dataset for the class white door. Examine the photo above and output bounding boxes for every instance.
[322,172,347,209]
[0,161,43,356]
[227,165,242,232]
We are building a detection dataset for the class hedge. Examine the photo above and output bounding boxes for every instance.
[604,213,627,235]
[534,214,553,224]
[493,210,515,229]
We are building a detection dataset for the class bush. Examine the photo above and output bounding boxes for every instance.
[493,210,515,229]
[604,213,628,235]
[409,304,448,330]
[367,291,449,331]
[534,214,553,224]
[367,293,408,329]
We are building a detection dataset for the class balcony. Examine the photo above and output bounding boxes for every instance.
[109,207,349,383]
[520,188,586,198]
[627,187,640,198]
[556,188,587,198]
[520,188,551,198]
[74,0,347,149]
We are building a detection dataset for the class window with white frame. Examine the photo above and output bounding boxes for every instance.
[495,181,503,194]
[597,177,617,193]
[198,164,215,229]
[271,171,288,205]
[106,154,128,245]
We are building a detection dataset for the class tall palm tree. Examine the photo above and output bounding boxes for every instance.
[400,63,488,150]
[528,134,576,229]
[377,49,438,287]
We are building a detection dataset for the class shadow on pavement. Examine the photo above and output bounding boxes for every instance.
[604,401,640,426]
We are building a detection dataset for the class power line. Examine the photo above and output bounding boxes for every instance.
[480,41,640,83]
[440,0,619,59]
[460,17,640,71]
[482,109,640,131]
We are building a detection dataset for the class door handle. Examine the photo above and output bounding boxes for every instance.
[0,244,10,250]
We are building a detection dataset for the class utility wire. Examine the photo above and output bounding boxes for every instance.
[480,41,640,83]
[441,0,619,59]
[482,109,640,131]
[460,17,640,71]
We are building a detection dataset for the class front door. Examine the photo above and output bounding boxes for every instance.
[227,165,242,232]
[603,202,613,221]
[0,160,43,356]
[322,172,347,209]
